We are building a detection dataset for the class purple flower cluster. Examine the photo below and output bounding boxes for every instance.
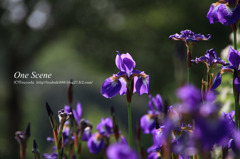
[87,116,130,155]
[43,102,93,158]
[15,0,240,158]
[141,85,238,158]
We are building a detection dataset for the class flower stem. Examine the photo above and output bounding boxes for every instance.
[232,24,237,50]
[187,47,192,83]
[233,73,240,128]
[232,24,239,128]
[187,68,190,84]
[127,102,133,147]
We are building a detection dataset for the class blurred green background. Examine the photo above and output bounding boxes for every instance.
[0,0,234,158]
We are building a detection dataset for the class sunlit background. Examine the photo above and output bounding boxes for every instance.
[0,0,233,158]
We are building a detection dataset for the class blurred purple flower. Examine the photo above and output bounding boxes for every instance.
[101,51,149,98]
[106,143,138,159]
[222,111,235,136]
[207,0,240,26]
[82,126,92,141]
[43,146,57,159]
[152,119,175,147]
[172,131,197,157]
[150,94,163,112]
[87,133,105,154]
[192,48,227,68]
[194,118,231,150]
[97,117,113,136]
[43,152,58,159]
[140,94,164,134]
[140,113,156,134]
[176,84,202,114]
[169,30,211,47]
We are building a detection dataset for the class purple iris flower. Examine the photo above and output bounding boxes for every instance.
[97,117,113,136]
[222,111,235,136]
[64,102,82,125]
[207,0,240,26]
[192,48,227,69]
[212,47,240,91]
[101,51,150,98]
[152,119,175,147]
[176,84,202,114]
[106,143,138,159]
[172,131,197,157]
[87,133,105,154]
[194,117,231,150]
[140,94,163,134]
[169,30,211,47]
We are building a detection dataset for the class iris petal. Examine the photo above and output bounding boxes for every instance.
[136,75,150,96]
[211,73,222,90]
[228,47,240,70]
[101,77,122,98]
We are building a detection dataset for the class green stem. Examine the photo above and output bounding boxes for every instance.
[233,75,240,129]
[187,47,192,83]
[233,27,237,50]
[58,129,63,159]
[232,25,239,128]
[127,102,133,147]
[187,67,190,84]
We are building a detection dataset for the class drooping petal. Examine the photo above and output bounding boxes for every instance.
[82,126,92,141]
[87,133,105,154]
[210,73,222,90]
[101,76,122,98]
[119,78,127,95]
[207,3,240,26]
[228,46,240,70]
[140,114,156,134]
[234,76,240,92]
[135,75,150,96]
